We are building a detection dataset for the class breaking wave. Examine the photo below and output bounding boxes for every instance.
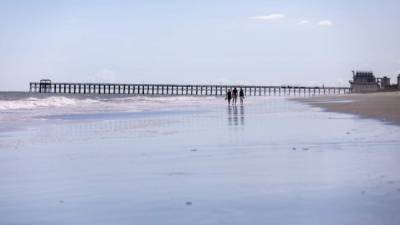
[0,96,99,110]
[0,94,218,112]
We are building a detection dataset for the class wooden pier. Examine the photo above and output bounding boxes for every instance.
[29,80,351,96]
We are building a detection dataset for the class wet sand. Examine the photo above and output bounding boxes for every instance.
[295,92,400,126]
[1,96,400,225]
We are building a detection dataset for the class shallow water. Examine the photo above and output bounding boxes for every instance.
[1,93,400,225]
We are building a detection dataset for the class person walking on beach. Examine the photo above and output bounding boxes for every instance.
[232,88,238,105]
[226,89,232,105]
[239,88,245,104]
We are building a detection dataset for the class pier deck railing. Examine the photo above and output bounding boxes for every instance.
[29,81,352,96]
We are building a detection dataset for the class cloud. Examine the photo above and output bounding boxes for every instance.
[250,14,286,21]
[213,78,230,85]
[334,78,349,86]
[233,80,251,85]
[318,20,333,27]
[88,69,116,83]
[298,20,310,25]
[304,80,324,86]
[198,78,252,85]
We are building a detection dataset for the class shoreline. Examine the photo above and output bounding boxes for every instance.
[294,91,400,126]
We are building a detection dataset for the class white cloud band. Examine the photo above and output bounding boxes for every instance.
[318,20,333,26]
[298,20,310,25]
[250,14,286,21]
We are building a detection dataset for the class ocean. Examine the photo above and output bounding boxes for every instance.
[1,92,400,225]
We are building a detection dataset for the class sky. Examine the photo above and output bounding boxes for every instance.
[0,0,399,91]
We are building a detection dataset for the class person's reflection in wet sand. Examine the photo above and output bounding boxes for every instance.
[227,105,244,127]
[240,105,245,126]
[232,105,239,126]
[227,105,232,126]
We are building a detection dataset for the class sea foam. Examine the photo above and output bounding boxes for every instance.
[0,96,99,110]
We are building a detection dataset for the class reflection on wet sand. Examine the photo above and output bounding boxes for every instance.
[227,105,245,126]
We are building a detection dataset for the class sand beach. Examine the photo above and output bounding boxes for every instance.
[1,93,400,225]
[295,92,400,126]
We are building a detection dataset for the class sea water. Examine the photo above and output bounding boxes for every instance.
[0,92,400,225]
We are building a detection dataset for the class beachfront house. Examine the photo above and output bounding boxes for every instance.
[349,71,379,93]
[380,76,391,89]
[398,74,400,89]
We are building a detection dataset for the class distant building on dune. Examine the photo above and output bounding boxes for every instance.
[349,71,400,93]
[380,76,391,89]
[349,71,379,93]
[398,74,400,89]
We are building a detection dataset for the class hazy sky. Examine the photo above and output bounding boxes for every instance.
[0,0,399,91]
